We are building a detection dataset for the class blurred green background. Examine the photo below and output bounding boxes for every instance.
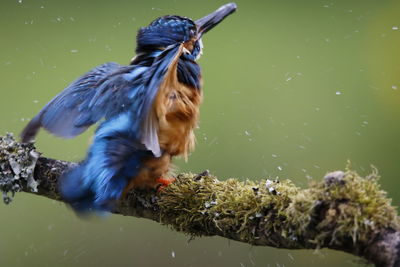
[1,0,399,266]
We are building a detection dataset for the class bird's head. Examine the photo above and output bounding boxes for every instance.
[135,3,237,61]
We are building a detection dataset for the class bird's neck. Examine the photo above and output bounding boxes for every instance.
[130,50,202,90]
[176,54,202,90]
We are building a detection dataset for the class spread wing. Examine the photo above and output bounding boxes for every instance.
[21,44,183,156]
[21,62,127,141]
[137,44,183,156]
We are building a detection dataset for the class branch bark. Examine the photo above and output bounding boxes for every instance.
[0,133,399,267]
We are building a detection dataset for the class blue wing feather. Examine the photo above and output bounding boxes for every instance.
[137,44,183,156]
[21,62,124,141]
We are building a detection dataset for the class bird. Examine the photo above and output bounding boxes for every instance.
[20,3,237,213]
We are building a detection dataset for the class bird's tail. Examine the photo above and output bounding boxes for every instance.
[59,127,148,214]
[59,163,105,213]
[58,110,154,214]
[59,160,128,214]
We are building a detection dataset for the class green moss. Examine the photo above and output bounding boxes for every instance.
[158,169,399,248]
[309,168,399,246]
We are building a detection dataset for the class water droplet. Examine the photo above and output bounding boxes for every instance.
[391,85,398,90]
[335,91,342,95]
[288,253,294,261]
[244,130,251,136]
[33,100,38,103]
[70,49,79,53]
[392,26,399,30]
[277,166,283,171]
[271,154,277,158]
[171,251,176,258]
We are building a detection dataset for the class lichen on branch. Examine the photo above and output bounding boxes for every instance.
[0,133,40,203]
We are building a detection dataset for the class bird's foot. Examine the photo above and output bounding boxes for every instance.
[156,177,176,192]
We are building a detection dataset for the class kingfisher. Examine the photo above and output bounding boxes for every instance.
[20,3,237,213]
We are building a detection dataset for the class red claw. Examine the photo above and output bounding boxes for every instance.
[156,177,176,192]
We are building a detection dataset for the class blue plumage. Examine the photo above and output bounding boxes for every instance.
[60,113,146,212]
[21,3,237,214]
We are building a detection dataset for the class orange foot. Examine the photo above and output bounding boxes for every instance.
[156,177,176,192]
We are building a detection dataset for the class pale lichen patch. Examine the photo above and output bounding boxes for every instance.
[0,133,40,203]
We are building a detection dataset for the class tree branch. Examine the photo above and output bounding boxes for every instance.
[0,133,399,267]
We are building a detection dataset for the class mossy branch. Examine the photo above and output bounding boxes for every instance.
[0,133,399,267]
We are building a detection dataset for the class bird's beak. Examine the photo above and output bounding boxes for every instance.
[195,3,237,37]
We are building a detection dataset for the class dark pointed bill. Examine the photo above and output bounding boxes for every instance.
[195,3,237,36]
